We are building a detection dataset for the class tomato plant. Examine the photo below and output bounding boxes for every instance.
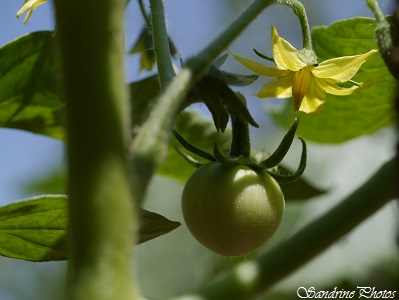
[0,0,397,299]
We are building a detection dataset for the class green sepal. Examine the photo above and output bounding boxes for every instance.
[213,144,235,165]
[173,145,204,168]
[213,53,229,68]
[171,129,216,162]
[220,70,259,86]
[213,53,259,86]
[257,117,299,169]
[183,54,259,132]
[253,48,275,62]
[268,137,307,184]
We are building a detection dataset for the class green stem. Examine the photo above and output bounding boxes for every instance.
[229,95,251,158]
[186,0,277,76]
[130,0,277,204]
[277,0,312,50]
[174,158,397,299]
[366,0,385,22]
[230,114,251,158]
[138,0,151,27]
[53,0,139,299]
[149,0,175,90]
[366,0,398,79]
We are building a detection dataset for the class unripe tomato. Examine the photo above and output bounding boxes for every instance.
[182,162,285,256]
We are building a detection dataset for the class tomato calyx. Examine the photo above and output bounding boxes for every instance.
[172,116,306,184]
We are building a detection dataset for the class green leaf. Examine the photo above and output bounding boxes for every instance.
[272,17,396,143]
[0,31,65,139]
[278,166,326,201]
[130,75,160,131]
[0,195,180,262]
[137,209,181,244]
[158,111,231,182]
[0,195,68,261]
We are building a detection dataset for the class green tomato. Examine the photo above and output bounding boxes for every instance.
[182,162,285,256]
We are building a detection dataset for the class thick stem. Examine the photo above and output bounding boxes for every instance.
[174,158,397,299]
[277,0,312,50]
[53,0,139,299]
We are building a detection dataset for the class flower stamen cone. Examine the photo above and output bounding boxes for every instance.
[292,68,312,111]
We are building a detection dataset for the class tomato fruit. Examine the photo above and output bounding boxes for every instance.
[182,162,285,256]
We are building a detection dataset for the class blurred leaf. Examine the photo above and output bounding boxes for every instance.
[0,195,180,262]
[138,209,181,244]
[279,166,326,201]
[272,17,396,143]
[23,167,66,195]
[158,111,231,182]
[130,75,160,132]
[281,178,325,201]
[0,31,65,139]
[0,195,68,261]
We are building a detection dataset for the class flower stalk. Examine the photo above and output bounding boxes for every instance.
[276,0,312,50]
[229,94,251,158]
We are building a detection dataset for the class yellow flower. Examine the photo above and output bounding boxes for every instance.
[16,0,48,24]
[231,25,377,113]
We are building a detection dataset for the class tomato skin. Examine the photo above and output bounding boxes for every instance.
[182,162,285,256]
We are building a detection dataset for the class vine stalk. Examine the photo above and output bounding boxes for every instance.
[53,0,139,299]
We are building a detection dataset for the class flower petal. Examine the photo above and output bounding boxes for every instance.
[315,78,361,96]
[256,73,294,98]
[299,77,326,113]
[230,50,289,77]
[16,0,47,24]
[311,49,377,82]
[271,25,307,71]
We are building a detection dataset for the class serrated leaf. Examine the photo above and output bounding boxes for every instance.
[0,195,180,262]
[272,17,396,143]
[158,111,231,182]
[0,31,65,139]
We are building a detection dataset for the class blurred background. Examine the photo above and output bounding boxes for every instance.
[0,0,398,299]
